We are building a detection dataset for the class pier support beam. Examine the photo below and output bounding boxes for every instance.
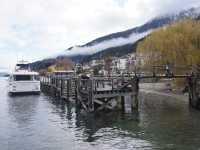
[116,96,123,110]
[188,76,200,109]
[131,77,139,111]
[132,95,139,110]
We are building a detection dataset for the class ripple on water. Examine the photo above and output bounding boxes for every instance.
[0,77,200,150]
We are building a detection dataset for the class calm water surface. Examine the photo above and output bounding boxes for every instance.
[0,77,200,150]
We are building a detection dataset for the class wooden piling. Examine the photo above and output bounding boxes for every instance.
[188,76,200,109]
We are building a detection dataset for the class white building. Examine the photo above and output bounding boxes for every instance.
[117,58,127,70]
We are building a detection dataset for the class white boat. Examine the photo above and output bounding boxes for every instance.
[8,61,40,95]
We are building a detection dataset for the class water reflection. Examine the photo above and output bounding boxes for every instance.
[138,92,200,149]
[46,96,153,149]
[7,95,39,128]
[1,77,200,150]
[42,90,200,149]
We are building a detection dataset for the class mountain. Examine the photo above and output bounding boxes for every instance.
[62,6,200,62]
[31,6,200,70]
[0,72,9,77]
[30,58,57,71]
[0,69,10,77]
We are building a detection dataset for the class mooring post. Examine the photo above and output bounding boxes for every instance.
[67,79,70,99]
[121,96,125,112]
[58,78,61,98]
[88,79,94,112]
[54,77,56,87]
[131,77,139,110]
[111,78,114,91]
[43,76,45,85]
[74,78,78,100]
[48,76,50,85]
[60,78,64,98]
[51,76,53,85]
[94,80,97,91]
[44,76,46,85]
[75,78,82,109]
[188,75,200,109]
[55,78,58,87]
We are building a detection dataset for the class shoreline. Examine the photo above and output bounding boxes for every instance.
[139,82,188,101]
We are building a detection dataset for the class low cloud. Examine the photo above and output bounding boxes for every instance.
[63,31,151,56]
[0,0,200,68]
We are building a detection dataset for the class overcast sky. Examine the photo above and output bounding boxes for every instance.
[0,0,200,69]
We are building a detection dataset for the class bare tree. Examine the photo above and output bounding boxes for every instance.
[55,58,74,70]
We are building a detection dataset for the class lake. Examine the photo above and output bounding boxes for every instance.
[0,77,200,150]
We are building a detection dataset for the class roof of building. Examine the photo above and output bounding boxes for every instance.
[11,70,39,75]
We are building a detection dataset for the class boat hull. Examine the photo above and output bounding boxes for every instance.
[8,81,41,95]
[9,91,40,96]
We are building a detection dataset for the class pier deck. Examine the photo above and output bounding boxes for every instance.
[40,66,200,112]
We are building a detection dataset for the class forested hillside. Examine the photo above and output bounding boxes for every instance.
[136,19,200,69]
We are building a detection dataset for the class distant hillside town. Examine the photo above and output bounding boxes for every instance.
[75,53,139,76]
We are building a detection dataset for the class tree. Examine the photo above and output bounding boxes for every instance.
[136,19,200,74]
[55,58,74,71]
[47,65,55,73]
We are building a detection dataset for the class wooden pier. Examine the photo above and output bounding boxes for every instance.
[76,76,139,112]
[41,75,139,112]
[40,76,77,100]
[40,66,200,112]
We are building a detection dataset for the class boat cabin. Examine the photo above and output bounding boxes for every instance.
[10,72,40,81]
[9,71,40,94]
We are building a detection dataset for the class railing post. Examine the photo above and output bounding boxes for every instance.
[61,79,64,97]
[88,78,94,112]
[94,79,97,92]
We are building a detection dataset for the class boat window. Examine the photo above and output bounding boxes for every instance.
[14,75,32,81]
[34,75,40,81]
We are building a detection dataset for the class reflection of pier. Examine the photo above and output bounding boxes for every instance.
[40,65,200,112]
[76,77,139,112]
[41,76,139,113]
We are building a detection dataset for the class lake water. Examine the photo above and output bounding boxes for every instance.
[1,77,200,150]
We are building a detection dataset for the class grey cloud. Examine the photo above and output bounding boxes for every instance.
[62,31,151,56]
[0,0,200,68]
